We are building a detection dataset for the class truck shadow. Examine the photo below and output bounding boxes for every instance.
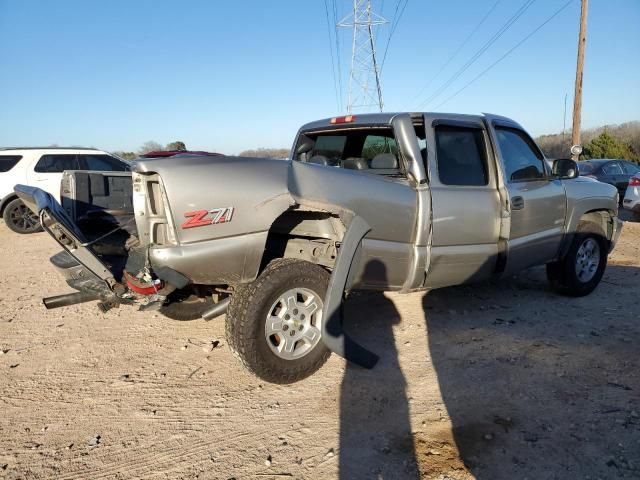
[339,264,639,479]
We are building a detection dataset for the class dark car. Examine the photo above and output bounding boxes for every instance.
[140,150,222,158]
[577,159,640,198]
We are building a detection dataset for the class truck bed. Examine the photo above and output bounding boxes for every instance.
[61,171,136,259]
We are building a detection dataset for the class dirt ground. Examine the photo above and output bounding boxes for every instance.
[0,217,638,480]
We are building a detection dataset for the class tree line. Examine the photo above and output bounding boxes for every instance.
[112,142,290,161]
[114,140,187,161]
[536,121,639,162]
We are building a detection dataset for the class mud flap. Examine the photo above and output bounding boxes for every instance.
[322,216,379,369]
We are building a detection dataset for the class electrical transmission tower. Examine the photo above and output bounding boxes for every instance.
[338,0,387,114]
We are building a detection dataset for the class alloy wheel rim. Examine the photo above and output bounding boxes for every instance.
[9,204,39,231]
[264,287,323,360]
[575,238,600,283]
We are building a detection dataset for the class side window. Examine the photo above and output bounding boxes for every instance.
[623,161,640,175]
[495,127,546,182]
[0,155,22,172]
[602,162,624,175]
[361,135,398,161]
[80,154,128,171]
[34,154,79,173]
[435,125,488,186]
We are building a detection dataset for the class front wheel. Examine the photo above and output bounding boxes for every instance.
[546,222,608,297]
[225,259,331,384]
[3,198,42,234]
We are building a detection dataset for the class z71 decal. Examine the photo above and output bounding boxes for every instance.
[181,207,234,229]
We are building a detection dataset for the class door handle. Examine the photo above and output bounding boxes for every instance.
[511,196,525,210]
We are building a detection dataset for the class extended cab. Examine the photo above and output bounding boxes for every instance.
[15,113,623,383]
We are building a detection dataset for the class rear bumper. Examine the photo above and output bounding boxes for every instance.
[50,250,116,300]
[622,200,640,212]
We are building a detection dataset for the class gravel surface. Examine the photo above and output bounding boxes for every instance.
[0,218,638,479]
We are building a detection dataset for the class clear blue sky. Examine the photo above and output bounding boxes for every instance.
[1,0,638,154]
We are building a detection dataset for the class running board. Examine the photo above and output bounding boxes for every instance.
[321,216,379,369]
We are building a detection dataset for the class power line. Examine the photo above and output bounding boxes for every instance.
[323,0,340,110]
[417,0,536,109]
[380,0,409,72]
[410,0,501,104]
[433,0,576,110]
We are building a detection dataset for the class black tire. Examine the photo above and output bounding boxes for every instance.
[159,290,214,321]
[3,198,42,234]
[546,222,608,297]
[225,258,331,384]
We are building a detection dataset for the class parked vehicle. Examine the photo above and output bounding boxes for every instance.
[622,173,640,219]
[577,159,640,200]
[16,113,623,383]
[0,148,129,234]
[140,150,222,158]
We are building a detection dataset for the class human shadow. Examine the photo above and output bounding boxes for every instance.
[422,264,640,479]
[339,260,420,479]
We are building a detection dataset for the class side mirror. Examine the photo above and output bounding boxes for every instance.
[552,158,579,179]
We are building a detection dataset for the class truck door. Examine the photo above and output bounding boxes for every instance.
[423,117,502,288]
[489,123,566,274]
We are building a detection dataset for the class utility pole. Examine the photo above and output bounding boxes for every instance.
[562,93,568,145]
[339,0,387,114]
[571,0,589,160]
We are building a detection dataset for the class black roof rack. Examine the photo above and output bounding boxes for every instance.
[0,146,100,151]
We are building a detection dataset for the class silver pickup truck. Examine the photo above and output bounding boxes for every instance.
[15,112,623,383]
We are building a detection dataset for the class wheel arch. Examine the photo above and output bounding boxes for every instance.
[559,207,616,259]
[0,193,18,216]
[251,207,347,280]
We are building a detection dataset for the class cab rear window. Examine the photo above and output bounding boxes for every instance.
[0,155,22,172]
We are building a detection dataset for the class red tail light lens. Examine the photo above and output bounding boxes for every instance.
[629,176,640,186]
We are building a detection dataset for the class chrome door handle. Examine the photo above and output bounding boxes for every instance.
[511,196,525,210]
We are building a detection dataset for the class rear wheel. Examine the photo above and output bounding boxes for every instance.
[546,222,608,297]
[225,259,331,384]
[3,198,42,234]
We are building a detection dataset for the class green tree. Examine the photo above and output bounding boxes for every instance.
[581,131,638,162]
[166,141,186,151]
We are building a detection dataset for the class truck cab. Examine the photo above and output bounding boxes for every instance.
[289,112,620,291]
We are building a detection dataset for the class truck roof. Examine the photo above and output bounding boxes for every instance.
[298,112,520,131]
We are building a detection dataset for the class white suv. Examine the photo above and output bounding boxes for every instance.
[0,148,129,234]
